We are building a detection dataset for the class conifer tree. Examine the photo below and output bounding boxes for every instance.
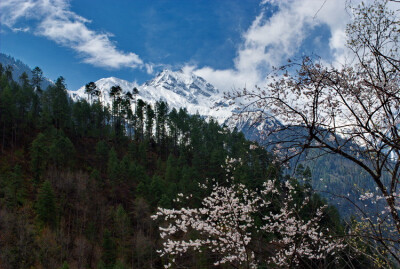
[85,81,97,103]
[5,65,13,81]
[135,99,145,140]
[155,101,168,145]
[19,72,29,88]
[109,85,122,131]
[145,104,154,140]
[31,133,49,181]
[107,147,119,182]
[31,66,43,92]
[96,140,109,167]
[49,132,75,169]
[101,229,116,269]
[114,204,132,261]
[165,154,179,183]
[35,180,57,228]
[3,165,25,208]
[42,76,71,130]
[0,84,16,151]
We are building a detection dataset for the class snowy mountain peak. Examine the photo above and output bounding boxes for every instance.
[145,68,218,99]
[94,77,138,92]
[69,69,231,123]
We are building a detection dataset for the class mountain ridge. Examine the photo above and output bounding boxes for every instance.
[69,69,233,124]
[0,53,53,90]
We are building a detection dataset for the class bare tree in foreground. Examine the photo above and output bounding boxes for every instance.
[227,0,400,264]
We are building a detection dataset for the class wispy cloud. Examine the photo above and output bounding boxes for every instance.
[189,0,352,92]
[0,0,143,69]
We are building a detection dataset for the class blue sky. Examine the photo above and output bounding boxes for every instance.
[0,0,352,91]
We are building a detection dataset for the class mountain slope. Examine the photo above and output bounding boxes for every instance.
[0,53,52,89]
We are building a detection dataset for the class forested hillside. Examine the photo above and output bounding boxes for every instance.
[0,53,52,90]
[0,64,382,268]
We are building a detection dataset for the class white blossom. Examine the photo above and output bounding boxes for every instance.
[153,161,345,268]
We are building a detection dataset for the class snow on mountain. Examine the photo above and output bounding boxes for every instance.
[70,76,138,106]
[69,69,233,124]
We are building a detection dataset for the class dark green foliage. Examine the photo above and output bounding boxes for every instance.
[31,132,49,181]
[49,131,75,168]
[31,66,44,92]
[85,81,97,101]
[113,260,127,269]
[72,99,91,136]
[19,72,30,87]
[134,99,145,140]
[5,64,13,81]
[96,140,109,165]
[0,207,37,269]
[102,229,117,269]
[1,165,26,208]
[114,204,132,262]
[145,104,154,140]
[35,180,57,228]
[41,76,71,130]
[60,261,69,269]
[165,154,179,182]
[155,101,168,145]
[0,70,37,150]
[107,147,119,182]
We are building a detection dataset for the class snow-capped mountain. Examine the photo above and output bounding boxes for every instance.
[70,69,233,124]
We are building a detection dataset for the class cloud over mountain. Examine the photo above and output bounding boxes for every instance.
[189,0,351,93]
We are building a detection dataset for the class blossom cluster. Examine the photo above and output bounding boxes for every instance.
[152,158,345,268]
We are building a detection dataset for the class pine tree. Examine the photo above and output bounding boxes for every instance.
[35,180,57,228]
[5,65,13,81]
[135,99,145,140]
[167,108,179,149]
[0,84,16,151]
[165,154,179,183]
[31,66,43,92]
[109,85,122,132]
[31,133,49,181]
[85,81,97,103]
[42,76,71,130]
[49,132,75,169]
[3,165,26,208]
[114,204,132,261]
[145,104,154,140]
[107,147,119,182]
[155,101,168,145]
[19,72,30,88]
[101,229,116,269]
[149,175,164,206]
[96,140,109,168]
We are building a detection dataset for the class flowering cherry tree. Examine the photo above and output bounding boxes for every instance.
[226,0,400,263]
[152,158,345,268]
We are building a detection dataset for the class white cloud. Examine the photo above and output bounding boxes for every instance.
[191,0,353,92]
[0,0,143,69]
